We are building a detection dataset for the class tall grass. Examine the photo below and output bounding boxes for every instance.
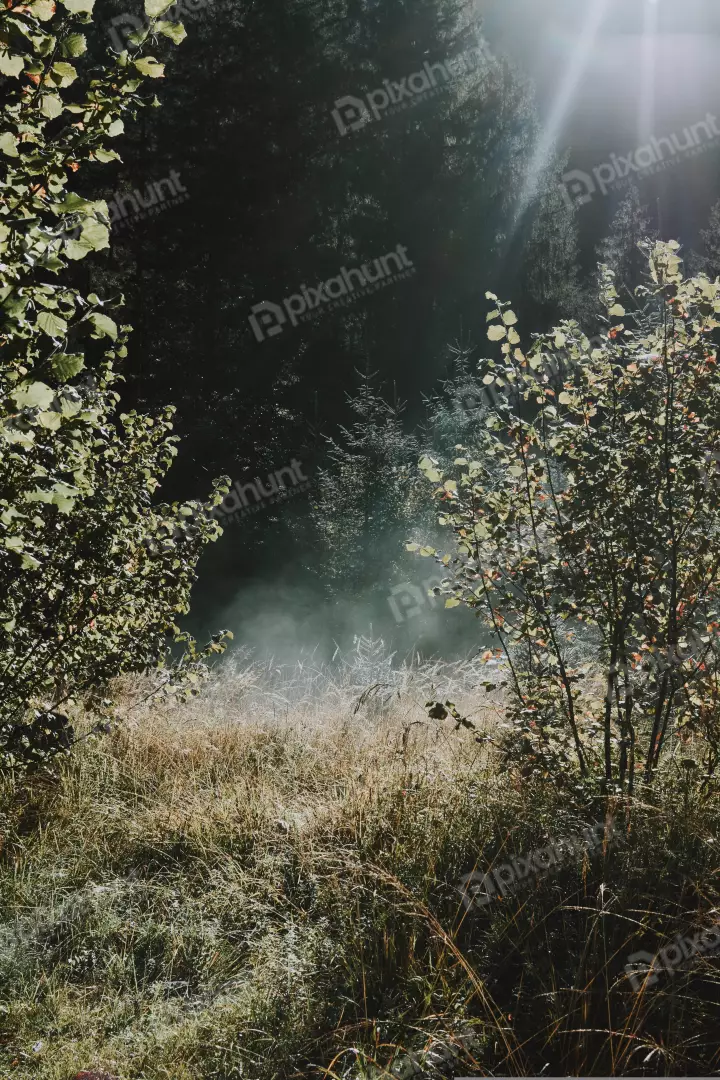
[0,641,718,1078]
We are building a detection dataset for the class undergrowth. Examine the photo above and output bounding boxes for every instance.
[0,644,719,1079]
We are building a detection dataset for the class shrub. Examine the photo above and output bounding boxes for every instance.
[0,0,229,770]
[416,242,720,794]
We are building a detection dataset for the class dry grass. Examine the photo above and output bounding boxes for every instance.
[1,642,719,1078]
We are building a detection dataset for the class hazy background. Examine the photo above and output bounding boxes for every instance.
[92,0,720,663]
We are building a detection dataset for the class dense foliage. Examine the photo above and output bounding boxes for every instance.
[419,242,720,793]
[0,0,228,769]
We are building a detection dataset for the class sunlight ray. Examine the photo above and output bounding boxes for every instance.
[638,0,659,145]
[511,0,613,230]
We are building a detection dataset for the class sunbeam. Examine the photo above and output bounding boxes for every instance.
[510,0,613,234]
[638,0,659,145]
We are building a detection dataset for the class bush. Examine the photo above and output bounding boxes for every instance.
[417,242,720,795]
[0,0,229,770]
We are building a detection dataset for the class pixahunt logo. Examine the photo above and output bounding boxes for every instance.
[626,922,720,992]
[213,460,310,525]
[249,245,415,343]
[458,819,620,911]
[108,170,189,232]
[388,574,446,625]
[560,113,720,209]
[332,41,492,136]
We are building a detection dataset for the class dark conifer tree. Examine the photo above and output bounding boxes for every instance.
[422,345,493,467]
[91,0,547,489]
[699,199,720,279]
[309,369,420,599]
[519,178,585,323]
[596,184,655,300]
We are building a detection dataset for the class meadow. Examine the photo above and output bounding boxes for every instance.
[1,643,719,1079]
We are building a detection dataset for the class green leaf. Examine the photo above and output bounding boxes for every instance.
[60,0,95,12]
[106,118,124,137]
[609,303,626,317]
[66,218,110,260]
[28,0,56,20]
[57,192,95,214]
[502,310,518,325]
[37,311,68,338]
[157,19,187,43]
[40,94,63,120]
[0,51,24,79]
[12,382,54,410]
[0,132,19,158]
[60,34,87,57]
[88,312,118,340]
[133,57,165,78]
[36,410,63,430]
[51,62,78,87]
[145,0,174,13]
[488,325,506,341]
[51,353,85,380]
[58,391,82,417]
[92,147,121,163]
[445,598,461,609]
[49,482,79,513]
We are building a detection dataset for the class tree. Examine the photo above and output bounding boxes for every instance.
[699,198,720,280]
[497,151,587,331]
[595,184,656,302]
[309,369,420,599]
[86,1,546,489]
[68,0,568,619]
[0,0,228,769]
[417,242,720,795]
[520,179,585,323]
[422,344,494,468]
